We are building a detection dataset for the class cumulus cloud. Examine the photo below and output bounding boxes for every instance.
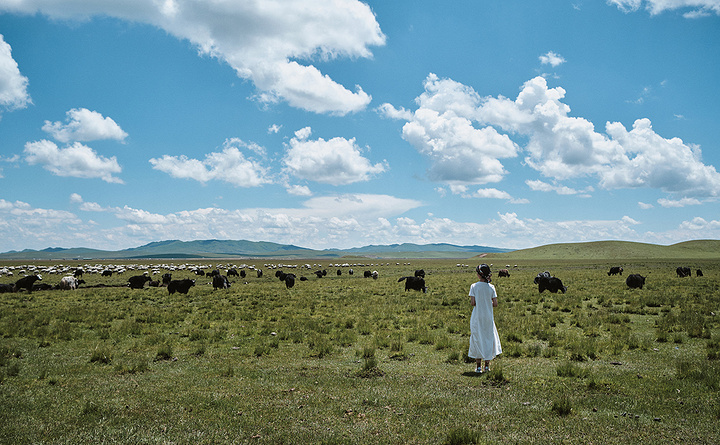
[0,0,385,115]
[35,193,423,251]
[383,74,720,199]
[480,76,720,198]
[23,140,123,183]
[149,138,271,187]
[286,184,312,196]
[283,127,386,185]
[379,74,519,186]
[608,0,720,16]
[0,34,31,113]
[0,199,85,250]
[539,51,566,67]
[42,108,128,143]
[526,179,592,196]
[657,197,702,207]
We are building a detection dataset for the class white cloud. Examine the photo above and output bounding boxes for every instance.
[603,119,720,197]
[23,140,123,183]
[657,197,702,207]
[380,73,519,186]
[382,74,720,198]
[539,51,566,67]
[477,76,720,198]
[0,34,31,113]
[149,139,271,187]
[268,124,282,134]
[286,184,312,196]
[0,199,85,250]
[298,194,421,219]
[526,179,592,196]
[678,216,720,231]
[468,188,530,204]
[608,0,720,16]
[283,127,386,185]
[42,108,128,143]
[0,0,385,115]
[377,103,413,121]
[638,201,654,209]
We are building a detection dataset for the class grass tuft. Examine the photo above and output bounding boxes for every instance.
[443,427,482,445]
[551,394,573,416]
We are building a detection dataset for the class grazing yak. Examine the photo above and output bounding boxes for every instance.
[314,270,324,278]
[101,270,113,277]
[626,274,646,289]
[414,269,425,278]
[608,266,623,276]
[256,269,263,278]
[284,273,296,289]
[58,276,84,290]
[676,266,691,278]
[128,274,151,289]
[14,274,42,292]
[497,269,510,277]
[364,270,379,279]
[162,273,172,286]
[33,283,54,291]
[227,268,239,277]
[212,274,230,290]
[73,268,84,278]
[534,272,567,294]
[697,269,704,277]
[398,276,427,293]
[0,283,15,293]
[168,279,195,294]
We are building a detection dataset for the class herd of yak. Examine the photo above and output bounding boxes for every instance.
[0,263,705,295]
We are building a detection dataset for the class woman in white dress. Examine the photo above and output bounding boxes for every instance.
[468,264,502,373]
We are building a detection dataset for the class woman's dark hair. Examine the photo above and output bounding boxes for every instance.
[476,264,492,281]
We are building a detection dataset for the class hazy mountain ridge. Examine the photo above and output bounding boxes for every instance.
[0,239,509,260]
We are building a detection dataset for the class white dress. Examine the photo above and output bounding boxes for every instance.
[468,281,502,360]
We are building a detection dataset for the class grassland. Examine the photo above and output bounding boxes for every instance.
[0,255,718,444]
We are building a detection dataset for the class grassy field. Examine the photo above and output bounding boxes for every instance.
[0,257,718,444]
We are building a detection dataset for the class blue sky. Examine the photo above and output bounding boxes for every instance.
[1,0,719,252]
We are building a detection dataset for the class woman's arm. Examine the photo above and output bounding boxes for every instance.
[492,297,498,307]
[470,295,476,306]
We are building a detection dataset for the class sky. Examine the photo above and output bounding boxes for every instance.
[1,0,719,253]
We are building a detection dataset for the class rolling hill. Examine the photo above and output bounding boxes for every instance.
[482,239,720,260]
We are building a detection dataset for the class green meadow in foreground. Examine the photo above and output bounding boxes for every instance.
[0,257,718,444]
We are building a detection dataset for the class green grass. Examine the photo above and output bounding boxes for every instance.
[0,257,718,443]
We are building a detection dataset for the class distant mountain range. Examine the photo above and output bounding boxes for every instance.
[0,239,512,260]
